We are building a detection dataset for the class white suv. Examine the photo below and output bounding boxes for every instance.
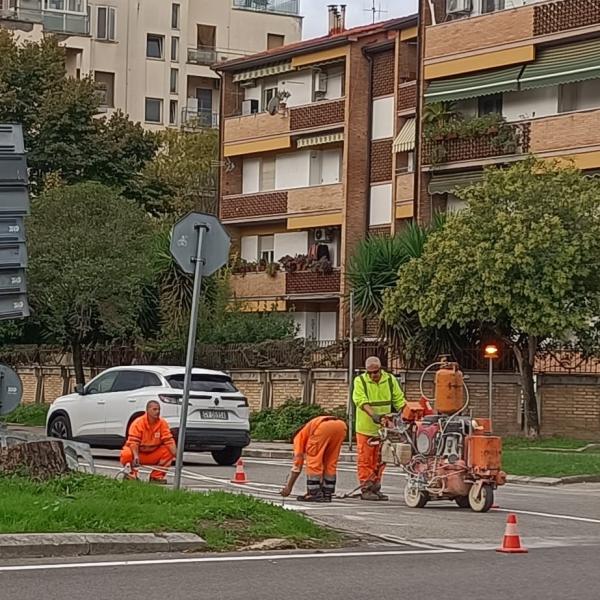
[46,365,250,465]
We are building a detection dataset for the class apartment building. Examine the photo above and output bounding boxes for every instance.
[0,0,302,129]
[416,0,600,220]
[216,6,418,341]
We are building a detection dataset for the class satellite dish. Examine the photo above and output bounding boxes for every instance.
[267,96,280,115]
[0,364,22,416]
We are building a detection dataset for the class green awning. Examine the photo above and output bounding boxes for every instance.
[429,171,482,195]
[425,66,522,103]
[520,38,600,90]
[232,61,294,82]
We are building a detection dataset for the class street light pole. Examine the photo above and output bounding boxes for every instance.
[484,344,499,432]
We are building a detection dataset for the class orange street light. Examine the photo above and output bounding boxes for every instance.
[484,344,499,431]
[484,344,499,359]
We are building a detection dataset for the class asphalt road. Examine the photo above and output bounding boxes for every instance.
[2,546,600,600]
[92,449,600,552]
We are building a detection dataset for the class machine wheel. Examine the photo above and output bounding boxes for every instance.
[468,483,494,513]
[212,446,243,466]
[455,495,470,509]
[404,484,429,508]
[47,414,72,440]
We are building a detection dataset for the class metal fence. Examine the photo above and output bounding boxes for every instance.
[232,0,300,16]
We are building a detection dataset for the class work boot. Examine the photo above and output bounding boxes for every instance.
[360,489,382,501]
[372,483,389,501]
[296,492,326,502]
[124,473,139,482]
[149,478,168,486]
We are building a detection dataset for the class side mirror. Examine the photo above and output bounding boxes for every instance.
[75,383,85,395]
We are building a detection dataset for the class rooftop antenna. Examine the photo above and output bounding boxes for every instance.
[364,0,387,24]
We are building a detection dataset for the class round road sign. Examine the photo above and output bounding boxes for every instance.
[0,363,23,416]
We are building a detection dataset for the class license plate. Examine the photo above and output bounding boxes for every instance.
[200,409,228,420]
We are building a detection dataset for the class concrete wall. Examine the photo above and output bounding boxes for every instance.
[18,365,600,439]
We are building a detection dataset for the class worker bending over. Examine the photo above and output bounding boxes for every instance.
[352,357,406,501]
[120,400,177,484]
[280,415,347,502]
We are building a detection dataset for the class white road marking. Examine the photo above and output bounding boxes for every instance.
[495,508,600,524]
[0,548,463,573]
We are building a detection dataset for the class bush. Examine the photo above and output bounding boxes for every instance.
[250,399,348,441]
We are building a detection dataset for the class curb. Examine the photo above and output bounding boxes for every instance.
[0,532,206,559]
[243,449,599,485]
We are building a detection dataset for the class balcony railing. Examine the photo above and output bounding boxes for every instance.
[232,0,300,17]
[181,109,219,129]
[534,0,600,36]
[0,4,89,34]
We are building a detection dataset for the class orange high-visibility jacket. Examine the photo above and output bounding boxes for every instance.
[293,416,341,471]
[125,414,175,454]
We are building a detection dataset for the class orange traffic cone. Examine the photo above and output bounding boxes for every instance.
[496,513,528,553]
[231,458,249,484]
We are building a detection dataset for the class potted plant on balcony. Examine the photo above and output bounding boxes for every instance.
[277,89,291,110]
[266,262,280,278]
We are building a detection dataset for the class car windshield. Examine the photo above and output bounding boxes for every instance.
[166,374,238,393]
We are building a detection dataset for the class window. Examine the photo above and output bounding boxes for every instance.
[309,149,342,186]
[481,0,505,14]
[45,0,85,11]
[478,93,502,116]
[259,235,275,263]
[372,96,394,139]
[146,34,164,59]
[267,33,285,49]
[169,100,178,125]
[263,86,278,112]
[111,371,161,392]
[170,68,178,94]
[171,36,179,61]
[559,80,600,113]
[86,371,119,395]
[171,3,180,29]
[96,6,116,40]
[407,151,415,173]
[196,23,216,50]
[94,71,115,108]
[369,183,393,226]
[259,157,276,190]
[166,374,237,393]
[145,98,162,123]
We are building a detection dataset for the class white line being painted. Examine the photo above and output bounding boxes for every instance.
[0,548,463,573]
[496,508,600,524]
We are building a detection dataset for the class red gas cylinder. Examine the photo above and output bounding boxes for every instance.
[435,363,464,415]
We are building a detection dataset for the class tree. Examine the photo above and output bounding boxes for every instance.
[0,31,158,192]
[383,158,600,434]
[27,182,154,384]
[137,129,218,217]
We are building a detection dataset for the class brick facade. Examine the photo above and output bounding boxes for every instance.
[220,191,287,221]
[372,50,395,97]
[289,99,345,131]
[285,270,341,295]
[370,139,393,182]
[367,225,391,237]
[422,124,531,165]
[534,0,600,36]
[221,157,242,197]
[397,81,417,113]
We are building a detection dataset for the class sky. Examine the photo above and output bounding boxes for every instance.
[301,0,419,39]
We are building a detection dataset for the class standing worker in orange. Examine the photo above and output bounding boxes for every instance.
[120,400,177,485]
[280,415,348,502]
[352,357,406,501]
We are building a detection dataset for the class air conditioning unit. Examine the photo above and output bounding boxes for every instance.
[242,99,259,115]
[314,71,328,94]
[446,0,472,15]
[314,228,333,243]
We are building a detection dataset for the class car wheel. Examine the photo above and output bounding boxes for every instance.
[211,446,243,466]
[48,414,72,440]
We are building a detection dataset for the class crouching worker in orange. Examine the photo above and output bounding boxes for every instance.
[280,416,347,502]
[120,400,177,485]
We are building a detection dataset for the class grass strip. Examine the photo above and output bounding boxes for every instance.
[0,473,341,551]
[503,449,600,478]
[1,404,49,427]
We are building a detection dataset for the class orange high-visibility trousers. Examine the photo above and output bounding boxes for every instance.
[356,433,385,489]
[305,420,347,478]
[120,445,174,481]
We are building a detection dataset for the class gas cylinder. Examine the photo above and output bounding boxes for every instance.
[435,362,464,414]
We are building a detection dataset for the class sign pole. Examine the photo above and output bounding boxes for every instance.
[347,291,354,451]
[173,223,208,490]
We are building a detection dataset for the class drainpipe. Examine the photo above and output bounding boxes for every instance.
[413,0,427,223]
[364,48,374,236]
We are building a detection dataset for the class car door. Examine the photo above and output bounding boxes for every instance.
[73,370,119,439]
[104,370,162,437]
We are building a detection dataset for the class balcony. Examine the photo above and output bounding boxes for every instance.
[290,99,345,131]
[0,2,89,35]
[181,109,219,130]
[422,121,531,166]
[221,191,287,222]
[232,0,300,17]
[187,46,253,67]
[224,111,290,145]
[286,270,341,296]
[534,0,600,36]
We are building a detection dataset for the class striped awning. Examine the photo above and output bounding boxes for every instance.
[429,171,482,195]
[393,118,415,153]
[520,38,600,91]
[425,65,522,103]
[297,131,344,148]
[232,61,295,82]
